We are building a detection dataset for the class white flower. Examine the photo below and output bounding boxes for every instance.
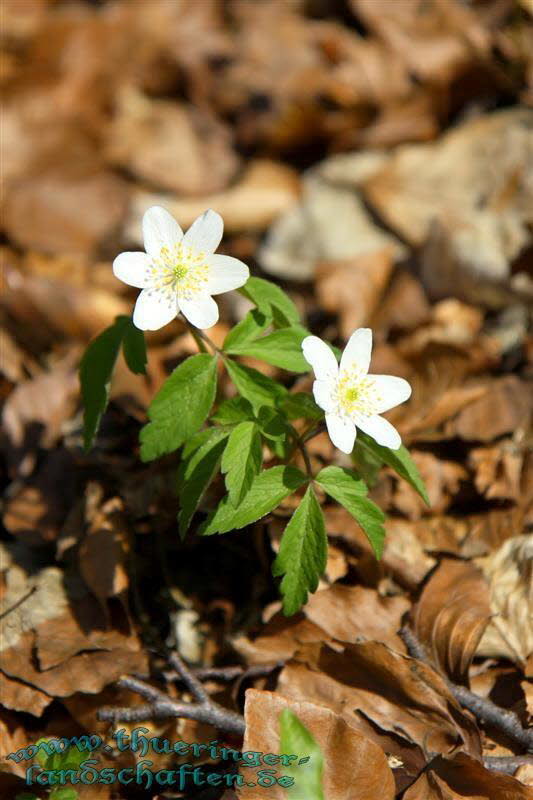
[302,328,411,453]
[113,206,249,331]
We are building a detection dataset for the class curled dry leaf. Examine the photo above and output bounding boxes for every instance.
[403,751,533,799]
[241,688,395,800]
[279,641,481,756]
[413,559,491,685]
[446,376,532,443]
[469,441,530,504]
[475,535,533,667]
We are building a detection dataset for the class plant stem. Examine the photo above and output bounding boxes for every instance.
[182,315,223,356]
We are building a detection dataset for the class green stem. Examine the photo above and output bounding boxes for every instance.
[182,316,223,356]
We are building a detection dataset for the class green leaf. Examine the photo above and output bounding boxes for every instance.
[240,276,300,327]
[122,320,147,375]
[315,465,386,558]
[256,406,290,441]
[79,316,130,451]
[212,396,255,425]
[282,392,323,422]
[178,427,229,537]
[273,485,327,615]
[49,789,79,800]
[225,359,287,412]
[227,326,310,372]
[140,354,217,462]
[356,432,429,505]
[221,421,263,506]
[223,309,271,350]
[201,466,307,535]
[279,709,325,800]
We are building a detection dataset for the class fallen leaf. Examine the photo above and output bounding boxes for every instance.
[241,688,395,800]
[413,559,491,684]
[475,535,533,667]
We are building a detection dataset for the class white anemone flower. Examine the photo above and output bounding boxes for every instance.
[302,328,411,453]
[113,206,249,330]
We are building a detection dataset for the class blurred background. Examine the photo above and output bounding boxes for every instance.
[1,1,533,797]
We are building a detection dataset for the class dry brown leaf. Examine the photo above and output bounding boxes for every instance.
[362,109,533,306]
[259,151,405,280]
[2,356,78,450]
[382,518,437,589]
[0,543,147,713]
[469,441,531,504]
[125,159,300,241]
[315,248,394,337]
[403,751,533,799]
[390,452,468,520]
[106,87,239,195]
[279,641,481,756]
[475,535,533,667]
[446,376,532,443]
[304,583,409,650]
[413,559,491,684]
[78,484,131,604]
[232,614,334,667]
[241,688,395,800]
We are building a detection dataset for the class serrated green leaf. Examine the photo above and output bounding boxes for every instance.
[282,392,323,421]
[223,309,271,350]
[279,709,325,800]
[256,406,290,441]
[227,326,310,372]
[79,316,130,451]
[122,319,147,375]
[212,396,255,425]
[225,359,287,412]
[201,465,307,535]
[178,427,229,537]
[240,276,300,327]
[272,485,327,615]
[356,432,429,505]
[140,354,217,462]
[221,421,263,506]
[315,465,386,558]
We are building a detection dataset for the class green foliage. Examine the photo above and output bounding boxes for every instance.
[226,326,310,372]
[225,359,287,412]
[356,432,429,505]
[273,485,327,616]
[279,709,325,800]
[80,265,428,613]
[177,427,229,537]
[221,421,263,506]
[49,790,79,800]
[281,392,323,421]
[140,354,218,461]
[79,315,145,451]
[315,465,386,558]
[201,466,308,535]
[240,276,301,327]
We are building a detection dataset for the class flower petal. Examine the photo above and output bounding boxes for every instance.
[133,289,178,331]
[325,413,357,454]
[180,293,219,329]
[312,379,336,413]
[142,206,183,257]
[356,414,402,449]
[340,328,372,376]
[205,254,249,295]
[302,336,339,381]
[113,252,150,288]
[368,375,412,414]
[183,209,223,254]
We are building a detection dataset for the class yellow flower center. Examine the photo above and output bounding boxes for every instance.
[145,242,210,303]
[336,371,382,417]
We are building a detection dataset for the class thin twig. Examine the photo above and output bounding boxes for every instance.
[483,755,533,774]
[400,626,533,753]
[183,316,223,356]
[98,656,245,736]
[164,662,282,684]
